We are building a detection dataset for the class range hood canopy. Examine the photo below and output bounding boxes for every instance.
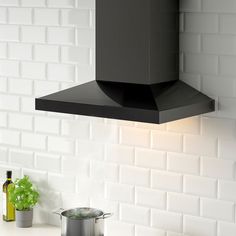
[36,0,215,124]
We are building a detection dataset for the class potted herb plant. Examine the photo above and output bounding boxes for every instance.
[8,175,40,228]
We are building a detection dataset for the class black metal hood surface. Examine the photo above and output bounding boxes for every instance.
[36,0,215,124]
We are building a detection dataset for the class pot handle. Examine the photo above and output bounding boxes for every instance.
[96,213,113,221]
[53,208,64,216]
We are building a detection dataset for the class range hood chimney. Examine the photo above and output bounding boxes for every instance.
[35,0,215,124]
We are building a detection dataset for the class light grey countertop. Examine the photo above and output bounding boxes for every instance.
[0,220,60,236]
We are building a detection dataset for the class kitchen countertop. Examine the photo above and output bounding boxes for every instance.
[0,220,60,236]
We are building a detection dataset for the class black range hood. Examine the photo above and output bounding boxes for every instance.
[36,0,215,124]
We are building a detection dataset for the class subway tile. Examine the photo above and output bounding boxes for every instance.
[35,116,60,134]
[202,35,236,55]
[185,13,218,33]
[36,153,61,172]
[65,9,90,27]
[47,0,75,8]
[0,129,20,146]
[203,0,236,12]
[167,233,183,236]
[184,135,217,157]
[135,148,166,170]
[62,156,89,177]
[61,119,89,139]
[34,45,59,62]
[185,54,218,75]
[218,97,236,119]
[106,220,134,236]
[218,222,236,236]
[151,171,183,192]
[201,157,235,180]
[9,113,33,130]
[167,153,199,175]
[91,123,119,143]
[168,193,199,215]
[75,65,94,83]
[219,56,236,76]
[120,204,149,226]
[184,215,216,236]
[151,210,182,233]
[0,25,19,41]
[219,139,236,161]
[184,175,217,198]
[201,117,236,138]
[21,62,46,80]
[61,46,90,64]
[9,43,32,60]
[152,131,183,152]
[0,147,8,162]
[106,182,134,203]
[201,198,234,221]
[77,140,104,160]
[0,60,19,77]
[48,173,76,193]
[180,33,201,52]
[34,9,59,26]
[21,26,46,43]
[21,97,37,113]
[47,63,75,82]
[0,43,7,59]
[90,161,118,182]
[105,144,134,165]
[0,111,7,127]
[0,77,7,92]
[9,149,34,168]
[0,94,19,111]
[218,180,236,201]
[9,78,32,95]
[0,0,19,6]
[220,14,236,34]
[21,0,45,6]
[9,8,32,24]
[90,9,95,28]
[61,193,89,209]
[135,187,166,209]
[120,166,150,187]
[180,0,201,12]
[48,136,74,154]
[135,226,165,236]
[77,29,95,47]
[22,133,46,150]
[47,27,75,45]
[77,0,95,9]
[0,8,7,23]
[167,116,200,134]
[202,76,235,97]
[120,126,150,148]
[34,81,59,97]
[77,178,104,198]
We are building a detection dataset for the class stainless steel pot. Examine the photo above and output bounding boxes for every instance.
[54,207,112,236]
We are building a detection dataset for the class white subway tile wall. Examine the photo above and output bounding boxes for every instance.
[0,0,236,235]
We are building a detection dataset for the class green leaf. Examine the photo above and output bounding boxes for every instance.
[8,175,40,211]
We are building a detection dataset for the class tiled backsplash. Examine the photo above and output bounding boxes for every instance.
[1,0,236,235]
